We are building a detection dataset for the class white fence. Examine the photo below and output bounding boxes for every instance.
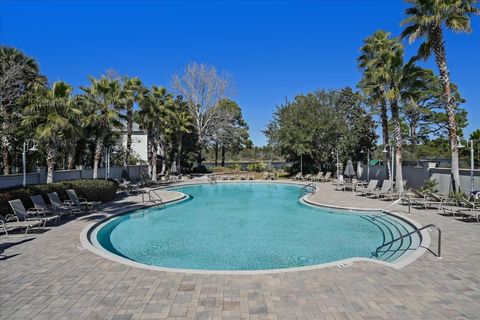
[0,165,149,189]
[357,163,480,194]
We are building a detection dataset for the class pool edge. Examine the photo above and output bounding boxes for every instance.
[80,181,432,275]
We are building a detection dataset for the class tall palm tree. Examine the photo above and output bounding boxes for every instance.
[401,0,479,192]
[22,81,78,183]
[172,97,193,174]
[358,30,395,179]
[0,46,46,174]
[122,77,144,165]
[80,76,123,179]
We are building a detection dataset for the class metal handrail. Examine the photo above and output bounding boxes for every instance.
[373,224,441,258]
[299,183,316,199]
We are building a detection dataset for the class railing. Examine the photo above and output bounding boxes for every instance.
[298,183,316,199]
[141,188,165,207]
[372,224,441,259]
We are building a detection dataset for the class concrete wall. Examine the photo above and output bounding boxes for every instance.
[358,164,480,194]
[0,165,149,189]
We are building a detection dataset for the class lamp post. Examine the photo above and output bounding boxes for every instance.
[360,147,370,182]
[459,139,476,194]
[331,148,339,186]
[22,139,38,187]
[104,147,118,180]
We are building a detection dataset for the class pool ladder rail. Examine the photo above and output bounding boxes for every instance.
[298,183,317,199]
[141,188,166,208]
[374,197,442,260]
[372,224,441,259]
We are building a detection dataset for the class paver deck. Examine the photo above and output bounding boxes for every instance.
[1,180,479,320]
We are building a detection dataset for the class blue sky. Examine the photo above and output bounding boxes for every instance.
[1,0,479,146]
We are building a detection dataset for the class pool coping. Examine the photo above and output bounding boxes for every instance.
[80,181,432,275]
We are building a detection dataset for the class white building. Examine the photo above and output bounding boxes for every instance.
[117,123,148,163]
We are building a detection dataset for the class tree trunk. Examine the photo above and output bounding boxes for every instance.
[391,100,403,194]
[93,137,104,179]
[1,109,11,175]
[221,145,226,167]
[147,130,153,178]
[151,139,158,181]
[67,153,75,170]
[177,135,183,174]
[125,103,133,165]
[432,25,460,192]
[74,139,86,168]
[46,141,57,184]
[214,143,218,166]
[379,98,391,180]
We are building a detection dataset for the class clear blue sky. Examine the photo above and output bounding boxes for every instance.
[1,0,479,146]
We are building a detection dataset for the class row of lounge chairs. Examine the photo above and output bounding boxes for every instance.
[292,172,332,182]
[217,174,255,181]
[353,178,480,223]
[1,189,101,237]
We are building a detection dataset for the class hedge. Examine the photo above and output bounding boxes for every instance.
[0,179,118,217]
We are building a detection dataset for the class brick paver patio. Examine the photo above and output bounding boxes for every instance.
[1,181,479,320]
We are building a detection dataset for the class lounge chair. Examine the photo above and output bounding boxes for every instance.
[291,173,302,180]
[301,174,312,181]
[66,189,101,211]
[0,215,43,237]
[367,180,392,198]
[248,174,255,180]
[356,179,378,195]
[9,199,59,227]
[30,195,72,218]
[320,172,332,182]
[48,192,84,214]
[311,172,324,182]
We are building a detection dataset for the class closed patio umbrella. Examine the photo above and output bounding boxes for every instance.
[344,159,356,179]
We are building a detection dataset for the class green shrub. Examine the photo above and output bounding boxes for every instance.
[0,179,117,217]
[419,179,439,194]
[228,164,242,171]
[247,162,266,172]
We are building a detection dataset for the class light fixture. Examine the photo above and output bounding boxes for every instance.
[29,143,38,152]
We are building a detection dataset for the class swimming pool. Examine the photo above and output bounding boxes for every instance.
[90,183,422,272]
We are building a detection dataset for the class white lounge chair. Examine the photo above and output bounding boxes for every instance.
[66,189,101,211]
[30,194,72,218]
[368,180,392,198]
[48,192,83,215]
[9,199,59,227]
[0,215,42,237]
[356,179,378,195]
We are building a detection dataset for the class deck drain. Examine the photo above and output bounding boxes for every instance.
[337,263,352,268]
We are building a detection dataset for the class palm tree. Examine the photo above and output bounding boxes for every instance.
[401,0,479,192]
[172,97,193,174]
[22,81,78,183]
[80,76,123,179]
[136,86,173,180]
[358,30,394,179]
[122,77,144,165]
[0,46,46,174]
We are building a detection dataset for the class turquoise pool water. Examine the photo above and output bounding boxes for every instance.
[95,183,419,270]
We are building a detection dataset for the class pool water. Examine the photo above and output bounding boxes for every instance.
[95,183,419,270]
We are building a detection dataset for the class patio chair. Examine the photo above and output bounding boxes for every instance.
[404,190,444,209]
[48,192,84,214]
[301,174,312,181]
[320,172,332,182]
[356,179,378,195]
[30,194,72,218]
[0,214,43,237]
[368,180,392,198]
[9,199,59,227]
[291,173,302,180]
[66,189,101,211]
[311,172,324,182]
[248,174,255,180]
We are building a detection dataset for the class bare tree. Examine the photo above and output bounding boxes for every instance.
[172,62,231,165]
